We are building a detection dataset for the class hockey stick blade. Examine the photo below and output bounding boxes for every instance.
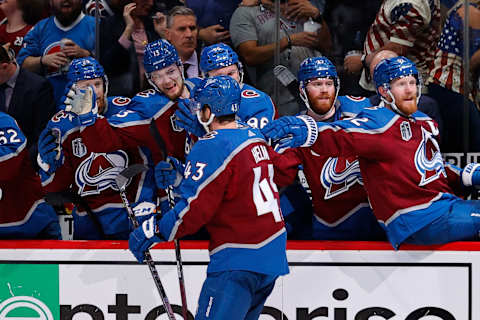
[115,164,149,191]
[273,64,297,87]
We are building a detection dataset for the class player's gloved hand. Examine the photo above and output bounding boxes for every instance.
[155,156,184,190]
[128,216,165,263]
[37,128,64,174]
[63,83,98,126]
[261,115,318,153]
[174,99,206,137]
[461,163,480,187]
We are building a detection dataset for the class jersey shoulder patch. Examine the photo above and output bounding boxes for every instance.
[130,90,172,118]
[47,110,80,136]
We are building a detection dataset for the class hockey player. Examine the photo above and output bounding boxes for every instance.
[129,76,288,319]
[37,57,157,239]
[0,112,61,239]
[72,39,201,164]
[198,43,276,129]
[261,56,480,249]
[272,56,385,240]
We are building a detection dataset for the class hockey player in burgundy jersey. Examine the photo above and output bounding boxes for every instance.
[262,56,480,249]
[37,57,157,239]
[129,76,288,320]
[272,56,385,240]
[75,39,201,164]
[0,112,61,239]
[199,43,277,129]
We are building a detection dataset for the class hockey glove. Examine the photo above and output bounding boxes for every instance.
[174,99,206,137]
[155,156,184,190]
[261,115,318,153]
[128,216,165,263]
[64,83,98,126]
[37,128,64,175]
[461,163,480,187]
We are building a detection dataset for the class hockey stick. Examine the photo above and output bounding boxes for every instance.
[149,120,189,320]
[273,64,307,112]
[114,164,177,320]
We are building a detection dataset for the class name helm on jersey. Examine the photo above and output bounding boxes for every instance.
[373,56,422,117]
[192,75,241,132]
[67,57,109,109]
[298,57,340,120]
[199,43,244,84]
[144,39,184,92]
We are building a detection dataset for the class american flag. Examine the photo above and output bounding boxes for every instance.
[364,0,441,82]
[428,2,480,97]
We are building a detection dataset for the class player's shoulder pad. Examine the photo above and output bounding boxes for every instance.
[106,108,151,127]
[411,110,431,121]
[241,84,272,102]
[337,95,372,118]
[0,112,19,129]
[130,89,172,118]
[185,77,202,91]
[327,106,399,132]
[46,110,81,136]
[104,96,132,118]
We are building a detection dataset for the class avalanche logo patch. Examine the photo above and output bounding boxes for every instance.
[320,157,363,199]
[241,89,260,98]
[414,127,446,186]
[75,150,130,196]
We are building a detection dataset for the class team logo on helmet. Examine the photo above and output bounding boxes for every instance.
[414,127,446,186]
[320,157,363,199]
[72,138,87,158]
[75,150,130,196]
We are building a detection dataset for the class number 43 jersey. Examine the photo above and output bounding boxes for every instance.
[157,124,289,276]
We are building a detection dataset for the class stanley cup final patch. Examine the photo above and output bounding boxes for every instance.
[72,138,87,158]
[400,121,412,141]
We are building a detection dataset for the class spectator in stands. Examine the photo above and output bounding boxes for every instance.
[344,0,441,94]
[0,45,55,163]
[427,0,480,152]
[185,0,234,46]
[0,111,60,239]
[0,0,45,56]
[230,0,332,116]
[99,0,163,96]
[17,0,95,105]
[165,6,200,78]
[324,0,382,96]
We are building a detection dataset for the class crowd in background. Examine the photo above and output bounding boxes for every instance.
[0,0,480,241]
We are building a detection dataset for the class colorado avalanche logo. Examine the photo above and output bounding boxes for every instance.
[414,127,446,186]
[75,150,130,196]
[320,157,363,199]
[241,89,260,98]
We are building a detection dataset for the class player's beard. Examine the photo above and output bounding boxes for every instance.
[396,94,418,116]
[97,97,106,114]
[310,94,336,116]
[53,2,82,27]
